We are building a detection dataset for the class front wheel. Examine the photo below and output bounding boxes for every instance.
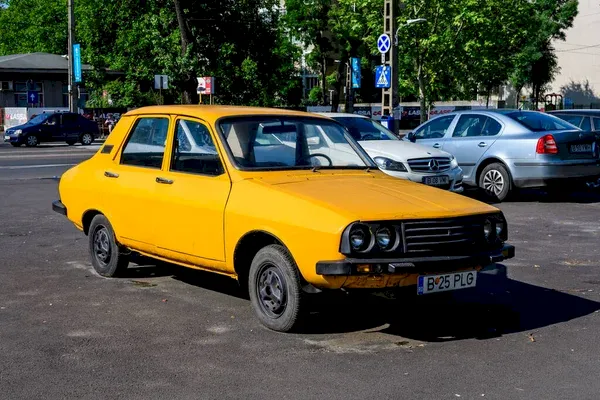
[479,163,511,202]
[80,133,94,146]
[88,214,130,277]
[25,135,38,147]
[248,245,305,332]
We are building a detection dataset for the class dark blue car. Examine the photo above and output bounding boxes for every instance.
[3,112,99,147]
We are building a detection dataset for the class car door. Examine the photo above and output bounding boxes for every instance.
[39,114,60,142]
[411,114,457,149]
[101,115,171,253]
[441,114,503,182]
[60,113,80,141]
[152,117,231,266]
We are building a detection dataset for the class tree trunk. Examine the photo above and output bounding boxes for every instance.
[174,0,195,104]
[417,63,427,124]
[486,85,491,109]
[321,56,327,106]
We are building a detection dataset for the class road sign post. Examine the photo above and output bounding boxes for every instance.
[380,0,398,121]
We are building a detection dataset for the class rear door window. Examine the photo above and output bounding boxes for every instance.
[593,117,600,131]
[121,117,169,169]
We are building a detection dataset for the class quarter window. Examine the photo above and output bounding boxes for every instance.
[121,117,169,169]
[170,119,224,176]
[414,115,454,139]
[593,117,600,131]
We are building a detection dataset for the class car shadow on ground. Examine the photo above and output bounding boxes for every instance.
[300,273,600,341]
[464,186,600,205]
[125,258,600,341]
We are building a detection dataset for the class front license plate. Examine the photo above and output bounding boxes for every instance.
[570,144,593,153]
[417,271,477,295]
[4,135,9,141]
[423,175,449,186]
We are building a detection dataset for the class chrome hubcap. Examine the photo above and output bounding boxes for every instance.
[257,265,287,317]
[27,136,37,146]
[82,134,92,144]
[483,170,504,196]
[93,226,111,265]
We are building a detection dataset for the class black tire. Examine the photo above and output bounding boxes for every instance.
[10,143,21,147]
[25,135,38,147]
[88,214,130,277]
[66,140,77,146]
[479,163,511,202]
[248,244,305,332]
[80,133,94,146]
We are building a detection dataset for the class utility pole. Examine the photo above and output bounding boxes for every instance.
[67,0,77,113]
[381,0,397,118]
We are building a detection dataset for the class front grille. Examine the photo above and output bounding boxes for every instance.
[403,217,484,254]
[408,157,452,173]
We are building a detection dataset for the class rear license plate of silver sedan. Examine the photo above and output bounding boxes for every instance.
[570,144,593,153]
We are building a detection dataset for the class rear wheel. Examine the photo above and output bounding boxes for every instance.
[479,163,511,202]
[248,245,305,332]
[80,133,94,146]
[88,214,130,277]
[25,135,38,147]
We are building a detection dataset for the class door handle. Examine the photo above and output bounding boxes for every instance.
[433,143,441,148]
[104,171,119,178]
[156,177,174,185]
[478,142,487,148]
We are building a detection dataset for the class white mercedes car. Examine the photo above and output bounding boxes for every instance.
[317,113,464,192]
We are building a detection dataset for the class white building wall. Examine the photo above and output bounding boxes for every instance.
[551,0,600,105]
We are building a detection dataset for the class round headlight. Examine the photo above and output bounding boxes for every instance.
[349,225,372,252]
[495,221,506,238]
[483,219,493,241]
[376,227,394,250]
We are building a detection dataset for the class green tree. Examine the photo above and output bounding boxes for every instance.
[0,0,67,55]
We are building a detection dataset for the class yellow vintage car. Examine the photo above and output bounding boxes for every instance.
[53,105,514,332]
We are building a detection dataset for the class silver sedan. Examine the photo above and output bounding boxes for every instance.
[405,110,600,201]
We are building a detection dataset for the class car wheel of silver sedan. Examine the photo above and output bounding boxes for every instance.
[479,163,511,202]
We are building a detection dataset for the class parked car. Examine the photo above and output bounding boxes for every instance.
[3,112,99,147]
[405,110,600,201]
[547,109,600,131]
[53,105,514,332]
[316,113,463,192]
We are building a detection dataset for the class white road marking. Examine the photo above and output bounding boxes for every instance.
[0,163,76,169]
[0,153,93,159]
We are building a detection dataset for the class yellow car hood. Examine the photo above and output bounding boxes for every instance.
[253,172,498,221]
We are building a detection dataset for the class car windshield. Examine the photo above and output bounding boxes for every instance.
[506,111,579,132]
[218,116,375,170]
[28,114,50,124]
[333,117,398,141]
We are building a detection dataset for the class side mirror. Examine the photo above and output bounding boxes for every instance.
[407,131,417,142]
[307,136,321,146]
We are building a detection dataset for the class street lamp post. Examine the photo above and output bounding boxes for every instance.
[394,18,426,45]
[67,0,77,113]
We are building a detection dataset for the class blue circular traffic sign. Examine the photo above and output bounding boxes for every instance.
[377,34,391,54]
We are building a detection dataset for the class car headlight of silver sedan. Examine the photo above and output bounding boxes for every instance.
[373,156,407,172]
[450,155,458,169]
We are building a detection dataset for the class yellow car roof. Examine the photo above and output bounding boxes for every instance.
[125,105,332,123]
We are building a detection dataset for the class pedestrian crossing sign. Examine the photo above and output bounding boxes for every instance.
[375,65,391,88]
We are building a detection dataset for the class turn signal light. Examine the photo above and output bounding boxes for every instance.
[536,134,558,154]
[356,265,371,273]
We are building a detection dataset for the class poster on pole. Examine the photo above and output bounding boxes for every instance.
[73,44,82,83]
[197,77,214,94]
[351,58,361,89]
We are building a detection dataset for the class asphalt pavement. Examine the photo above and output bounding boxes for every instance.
[1,141,600,399]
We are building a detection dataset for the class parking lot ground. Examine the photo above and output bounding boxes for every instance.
[1,165,600,398]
